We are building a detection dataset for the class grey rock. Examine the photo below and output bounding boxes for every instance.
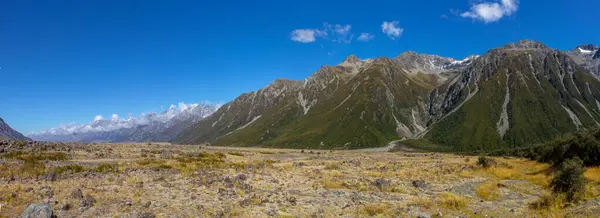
[70,188,83,199]
[21,203,53,218]
[374,178,391,191]
[416,212,431,218]
[135,212,156,218]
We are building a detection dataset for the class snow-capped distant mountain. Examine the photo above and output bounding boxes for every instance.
[566,44,600,78]
[28,103,218,142]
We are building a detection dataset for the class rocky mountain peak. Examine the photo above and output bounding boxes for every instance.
[501,39,550,50]
[342,55,361,64]
[577,44,599,51]
[594,49,600,59]
[394,51,455,75]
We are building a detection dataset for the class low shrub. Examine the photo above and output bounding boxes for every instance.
[476,156,496,168]
[551,157,586,203]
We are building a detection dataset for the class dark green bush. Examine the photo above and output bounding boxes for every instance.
[551,157,586,203]
[486,129,600,167]
[476,156,496,168]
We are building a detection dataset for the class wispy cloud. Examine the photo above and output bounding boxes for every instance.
[381,21,404,39]
[459,0,519,23]
[357,33,375,42]
[290,23,354,44]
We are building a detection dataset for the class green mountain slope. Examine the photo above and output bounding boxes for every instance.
[213,58,435,148]
[175,54,456,148]
[425,40,600,151]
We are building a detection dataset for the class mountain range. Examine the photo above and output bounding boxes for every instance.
[16,39,600,151]
[28,103,217,142]
[0,117,30,141]
[174,40,600,151]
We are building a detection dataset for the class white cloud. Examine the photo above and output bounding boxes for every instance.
[357,33,375,42]
[381,21,404,39]
[460,0,519,23]
[93,115,103,121]
[290,23,353,44]
[111,114,119,120]
[290,29,317,43]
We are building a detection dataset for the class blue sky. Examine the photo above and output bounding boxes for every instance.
[1,0,598,134]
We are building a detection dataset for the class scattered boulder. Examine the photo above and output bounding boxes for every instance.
[70,188,83,199]
[287,196,297,206]
[135,212,156,218]
[239,198,251,207]
[412,180,427,189]
[21,203,53,218]
[417,212,431,218]
[79,194,95,209]
[42,172,57,182]
[24,187,34,192]
[293,162,307,167]
[374,179,391,191]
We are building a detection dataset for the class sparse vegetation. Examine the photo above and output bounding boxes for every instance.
[52,164,85,174]
[2,151,68,161]
[227,152,244,156]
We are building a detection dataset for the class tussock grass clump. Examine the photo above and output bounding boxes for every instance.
[475,180,501,201]
[407,197,433,209]
[95,163,119,173]
[361,204,388,216]
[322,178,345,189]
[438,192,467,210]
[324,162,342,170]
[529,193,565,211]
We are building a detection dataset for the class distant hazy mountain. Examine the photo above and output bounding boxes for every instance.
[175,40,600,151]
[0,117,30,141]
[29,103,218,142]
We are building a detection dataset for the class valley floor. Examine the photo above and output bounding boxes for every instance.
[1,142,599,217]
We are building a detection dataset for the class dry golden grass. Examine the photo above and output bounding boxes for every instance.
[584,167,600,184]
[528,193,566,217]
[407,197,434,209]
[438,192,467,210]
[2,143,599,217]
[322,178,345,189]
[475,180,501,201]
[360,204,389,216]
